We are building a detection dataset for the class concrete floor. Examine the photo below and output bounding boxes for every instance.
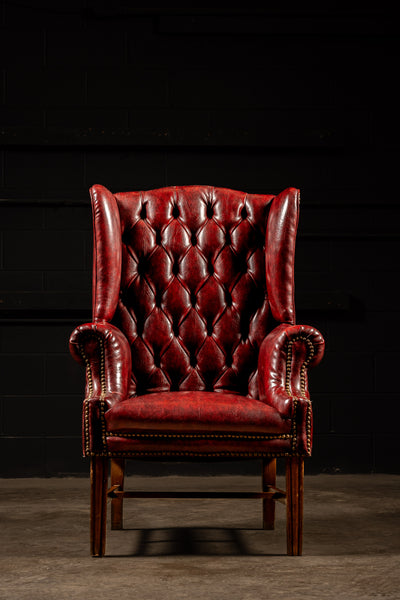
[1,473,399,600]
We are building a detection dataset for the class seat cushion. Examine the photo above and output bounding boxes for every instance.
[105,391,291,435]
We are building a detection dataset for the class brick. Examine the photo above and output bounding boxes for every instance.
[46,28,126,67]
[44,205,91,230]
[295,270,369,305]
[3,230,86,270]
[295,239,330,272]
[373,435,400,473]
[375,353,400,393]
[310,393,331,434]
[84,149,166,191]
[129,26,272,70]
[0,437,46,477]
[0,107,43,127]
[2,395,82,436]
[312,434,374,473]
[331,239,400,273]
[165,149,288,191]
[5,69,86,107]
[0,29,44,66]
[44,270,91,292]
[331,394,400,435]
[129,108,211,146]
[371,105,400,149]
[164,149,372,194]
[365,271,400,311]
[0,271,44,291]
[4,150,84,194]
[46,107,129,129]
[4,0,86,28]
[327,312,400,353]
[45,354,85,394]
[86,69,168,108]
[0,323,75,354]
[309,351,374,394]
[0,204,44,229]
[1,354,45,395]
[45,437,87,475]
[208,109,353,149]
[0,291,90,314]
[168,67,334,110]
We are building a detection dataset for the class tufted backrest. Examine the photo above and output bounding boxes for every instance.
[90,185,300,399]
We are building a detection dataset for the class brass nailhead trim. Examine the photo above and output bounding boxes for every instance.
[85,450,296,458]
[107,432,291,440]
[79,335,107,455]
[285,334,315,456]
[285,335,315,397]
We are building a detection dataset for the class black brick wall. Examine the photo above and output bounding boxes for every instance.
[1,5,399,476]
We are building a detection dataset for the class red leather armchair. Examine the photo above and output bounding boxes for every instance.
[69,184,324,557]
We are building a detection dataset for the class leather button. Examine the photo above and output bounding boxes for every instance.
[155,291,163,307]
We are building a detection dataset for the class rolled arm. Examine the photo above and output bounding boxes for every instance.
[69,321,132,409]
[258,323,325,419]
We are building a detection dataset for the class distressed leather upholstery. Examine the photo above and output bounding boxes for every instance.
[70,184,324,458]
[69,184,324,556]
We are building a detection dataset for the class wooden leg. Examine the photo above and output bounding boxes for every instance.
[111,458,125,530]
[262,458,276,529]
[90,456,108,557]
[286,456,304,556]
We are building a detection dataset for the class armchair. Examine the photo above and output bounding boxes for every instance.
[69,184,324,556]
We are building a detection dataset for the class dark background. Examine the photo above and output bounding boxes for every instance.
[1,3,399,477]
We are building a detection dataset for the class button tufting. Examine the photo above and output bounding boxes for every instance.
[112,185,272,399]
[172,261,180,276]
[155,290,163,307]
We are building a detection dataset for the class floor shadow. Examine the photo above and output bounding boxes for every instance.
[108,527,285,557]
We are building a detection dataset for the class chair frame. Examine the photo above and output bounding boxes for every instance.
[70,184,324,558]
[90,455,304,557]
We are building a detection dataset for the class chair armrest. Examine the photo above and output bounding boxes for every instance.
[258,323,325,419]
[69,321,132,409]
